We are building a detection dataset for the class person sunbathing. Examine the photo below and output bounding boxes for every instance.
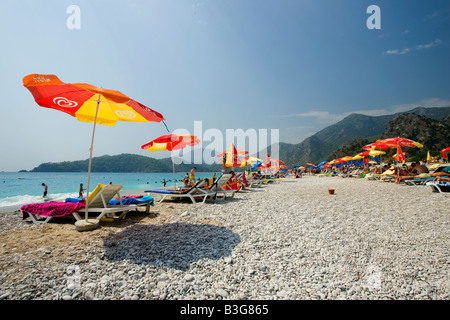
[430,166,450,178]
[374,163,391,174]
[395,161,430,183]
[433,176,450,182]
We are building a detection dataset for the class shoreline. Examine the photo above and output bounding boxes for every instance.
[0,175,448,300]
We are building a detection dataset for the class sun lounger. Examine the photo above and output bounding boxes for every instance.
[205,174,235,199]
[246,173,264,187]
[145,179,215,204]
[22,184,138,223]
[107,195,154,213]
[261,175,282,184]
[426,181,450,193]
[365,173,381,180]
[66,194,155,212]
[75,184,139,220]
[403,177,435,186]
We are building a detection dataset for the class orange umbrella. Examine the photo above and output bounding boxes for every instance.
[142,134,200,188]
[23,74,165,222]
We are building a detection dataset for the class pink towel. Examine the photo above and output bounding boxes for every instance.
[21,200,86,219]
[242,173,249,187]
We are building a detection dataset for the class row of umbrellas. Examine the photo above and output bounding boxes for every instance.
[302,137,431,171]
[23,74,284,220]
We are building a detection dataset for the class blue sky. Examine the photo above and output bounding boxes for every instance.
[0,0,449,171]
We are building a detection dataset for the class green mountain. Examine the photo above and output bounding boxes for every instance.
[278,106,450,166]
[30,154,222,173]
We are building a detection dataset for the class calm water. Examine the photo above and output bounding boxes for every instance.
[0,171,216,213]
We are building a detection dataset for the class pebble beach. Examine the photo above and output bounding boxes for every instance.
[0,175,448,301]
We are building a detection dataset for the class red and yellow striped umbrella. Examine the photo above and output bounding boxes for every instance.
[23,74,165,223]
[142,134,200,188]
[141,134,200,152]
[376,137,423,148]
[23,74,164,126]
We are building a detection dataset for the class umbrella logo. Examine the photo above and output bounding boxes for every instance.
[115,110,136,119]
[53,97,78,108]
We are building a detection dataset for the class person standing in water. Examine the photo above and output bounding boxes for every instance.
[79,183,85,198]
[42,183,48,198]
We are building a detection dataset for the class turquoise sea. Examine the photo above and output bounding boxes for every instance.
[0,171,217,213]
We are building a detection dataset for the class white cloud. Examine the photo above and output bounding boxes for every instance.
[416,39,442,50]
[385,48,410,55]
[385,39,443,55]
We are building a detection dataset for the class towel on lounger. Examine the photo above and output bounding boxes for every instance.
[21,200,86,219]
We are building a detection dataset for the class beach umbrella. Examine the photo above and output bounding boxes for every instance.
[329,158,343,165]
[218,144,243,168]
[217,147,248,158]
[269,158,284,171]
[440,147,449,160]
[318,161,328,166]
[395,146,406,162]
[340,156,355,163]
[23,74,165,225]
[363,142,389,162]
[358,151,371,157]
[376,137,423,149]
[251,161,263,170]
[391,152,408,159]
[239,156,263,167]
[368,149,386,156]
[259,153,272,169]
[363,142,390,150]
[141,134,200,188]
[377,137,423,179]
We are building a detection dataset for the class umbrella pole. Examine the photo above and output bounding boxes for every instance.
[171,150,176,189]
[85,95,101,221]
